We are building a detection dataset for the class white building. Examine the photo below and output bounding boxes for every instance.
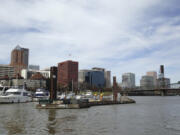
[0,65,15,78]
[122,73,135,89]
[21,69,50,79]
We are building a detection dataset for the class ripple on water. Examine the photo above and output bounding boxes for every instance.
[0,97,180,135]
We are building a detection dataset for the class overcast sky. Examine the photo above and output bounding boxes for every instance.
[0,0,180,85]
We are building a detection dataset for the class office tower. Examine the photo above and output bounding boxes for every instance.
[105,71,111,88]
[146,71,157,87]
[10,45,29,74]
[140,75,154,90]
[122,73,135,89]
[78,69,105,88]
[0,65,15,78]
[57,60,78,90]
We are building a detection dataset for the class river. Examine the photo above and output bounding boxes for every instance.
[0,96,180,135]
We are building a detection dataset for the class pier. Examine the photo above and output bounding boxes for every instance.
[36,96,136,109]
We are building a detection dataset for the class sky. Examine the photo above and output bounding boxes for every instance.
[0,0,180,85]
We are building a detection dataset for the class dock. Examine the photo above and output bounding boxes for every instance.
[36,96,136,109]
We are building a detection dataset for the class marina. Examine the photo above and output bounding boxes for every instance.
[0,87,31,103]
[36,96,135,109]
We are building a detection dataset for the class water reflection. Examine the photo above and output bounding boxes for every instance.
[2,104,26,135]
[47,109,57,135]
[0,97,180,135]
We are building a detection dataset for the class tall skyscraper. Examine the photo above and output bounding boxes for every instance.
[57,60,78,90]
[122,73,135,89]
[10,45,29,74]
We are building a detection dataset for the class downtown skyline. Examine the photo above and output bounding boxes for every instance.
[0,0,180,85]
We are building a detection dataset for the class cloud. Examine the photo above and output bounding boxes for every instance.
[0,0,180,85]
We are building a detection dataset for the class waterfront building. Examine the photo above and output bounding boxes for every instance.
[58,60,78,90]
[146,71,157,87]
[90,70,105,88]
[122,73,135,89]
[0,73,46,90]
[157,78,170,88]
[28,65,40,71]
[157,65,171,88]
[91,67,111,88]
[78,69,91,84]
[140,75,154,90]
[78,69,105,89]
[21,69,50,79]
[10,45,29,74]
[0,65,15,78]
[105,71,111,88]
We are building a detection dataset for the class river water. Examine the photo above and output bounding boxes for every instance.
[0,96,180,135]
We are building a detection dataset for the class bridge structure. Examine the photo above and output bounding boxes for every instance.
[118,88,180,96]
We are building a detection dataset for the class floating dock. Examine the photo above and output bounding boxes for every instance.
[36,96,136,109]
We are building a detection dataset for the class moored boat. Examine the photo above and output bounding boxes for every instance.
[33,88,49,101]
[0,87,31,103]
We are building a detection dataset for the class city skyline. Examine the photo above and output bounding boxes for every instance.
[0,0,180,85]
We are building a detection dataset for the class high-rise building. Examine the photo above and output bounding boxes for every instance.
[10,45,29,74]
[78,69,105,88]
[146,71,157,87]
[0,65,15,78]
[122,73,135,89]
[105,71,111,88]
[92,67,111,88]
[57,60,78,90]
[140,75,154,90]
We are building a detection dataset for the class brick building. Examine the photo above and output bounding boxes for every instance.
[10,45,29,74]
[57,60,78,90]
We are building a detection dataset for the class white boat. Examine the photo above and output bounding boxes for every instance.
[66,92,75,99]
[58,93,66,100]
[84,90,94,99]
[34,88,49,100]
[0,86,10,95]
[0,87,31,103]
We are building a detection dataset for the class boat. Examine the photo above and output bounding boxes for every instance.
[66,92,75,99]
[57,92,66,100]
[83,90,94,99]
[0,87,31,103]
[34,88,49,101]
[0,86,10,95]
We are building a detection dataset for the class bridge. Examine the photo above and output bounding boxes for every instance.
[118,88,180,96]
